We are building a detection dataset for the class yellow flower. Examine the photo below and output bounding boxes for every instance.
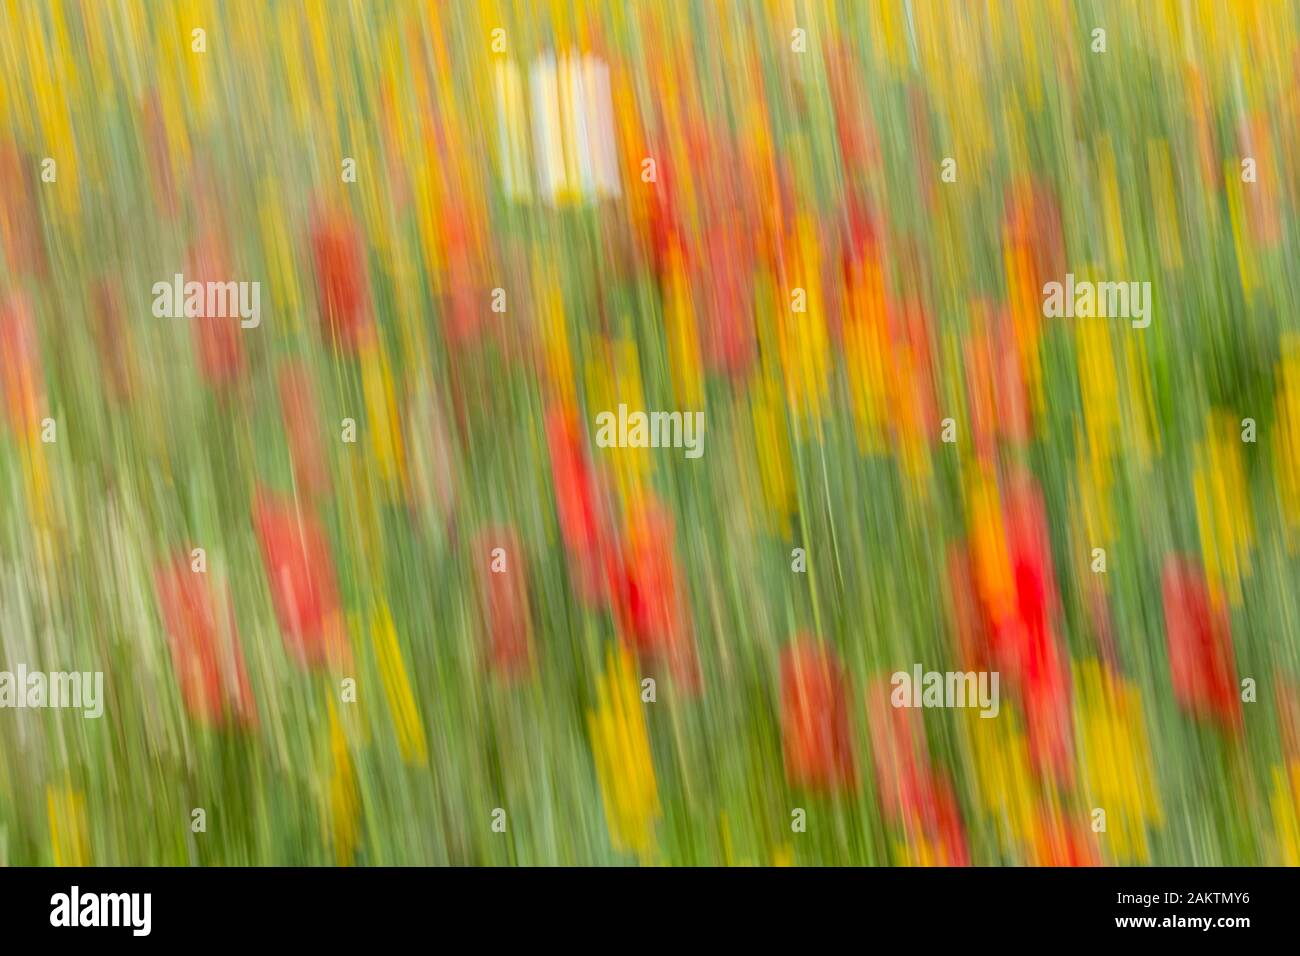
[258,177,300,324]
[1269,761,1300,866]
[1275,337,1300,547]
[1097,137,1128,273]
[19,432,55,543]
[1193,410,1254,606]
[586,338,650,509]
[1225,159,1256,302]
[778,217,831,430]
[277,6,311,134]
[372,601,427,766]
[869,0,910,69]
[1147,139,1184,270]
[1003,237,1044,425]
[342,450,383,584]
[588,644,660,859]
[360,338,407,496]
[1072,314,1121,546]
[323,697,360,866]
[1123,333,1160,464]
[414,155,447,286]
[842,250,891,455]
[751,372,797,537]
[891,833,953,868]
[1076,316,1119,472]
[47,783,89,866]
[494,58,533,202]
[963,707,1039,854]
[537,275,576,406]
[663,245,704,411]
[1074,660,1162,863]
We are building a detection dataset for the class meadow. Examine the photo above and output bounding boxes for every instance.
[0,0,1298,867]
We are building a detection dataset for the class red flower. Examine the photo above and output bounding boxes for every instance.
[1000,472,1074,782]
[545,405,619,608]
[780,639,856,793]
[923,773,971,866]
[252,489,348,668]
[1161,556,1242,731]
[841,194,883,274]
[646,172,684,279]
[155,555,256,727]
[613,500,699,689]
[867,678,928,820]
[310,208,372,351]
[472,526,533,680]
[866,679,970,864]
[277,360,331,499]
[960,472,1074,783]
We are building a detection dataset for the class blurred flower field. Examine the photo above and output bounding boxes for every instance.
[2,0,1300,866]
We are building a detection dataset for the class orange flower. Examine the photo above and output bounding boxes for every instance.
[0,291,44,438]
[780,639,856,793]
[439,203,489,347]
[1028,805,1099,867]
[1002,177,1065,290]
